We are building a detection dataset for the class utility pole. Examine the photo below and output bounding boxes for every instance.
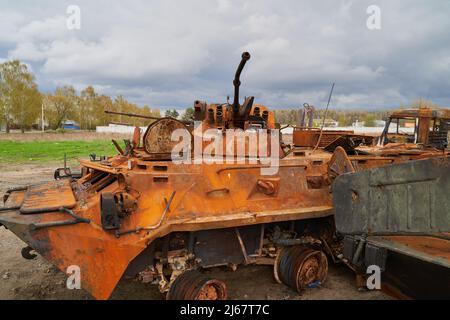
[41,101,45,132]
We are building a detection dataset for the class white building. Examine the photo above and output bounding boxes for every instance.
[96,123,147,134]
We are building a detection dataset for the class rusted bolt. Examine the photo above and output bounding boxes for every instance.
[257,180,275,195]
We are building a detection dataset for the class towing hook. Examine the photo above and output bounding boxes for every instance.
[21,246,37,260]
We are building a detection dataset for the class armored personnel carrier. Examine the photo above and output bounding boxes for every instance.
[0,52,338,300]
[0,52,446,300]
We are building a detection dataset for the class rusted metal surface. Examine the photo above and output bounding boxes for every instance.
[3,186,26,205]
[143,118,191,157]
[341,234,450,299]
[293,128,353,148]
[368,236,450,268]
[29,207,90,230]
[0,145,337,299]
[232,52,251,129]
[20,180,77,214]
[1,52,448,300]
[132,126,141,149]
[0,52,336,300]
[298,103,315,127]
[1,128,445,301]
[111,139,124,155]
[1,138,444,299]
[105,110,160,121]
[327,146,355,180]
[356,143,449,160]
[380,249,450,299]
[377,107,450,148]
[293,127,375,152]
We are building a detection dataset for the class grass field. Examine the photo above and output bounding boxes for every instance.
[0,140,118,165]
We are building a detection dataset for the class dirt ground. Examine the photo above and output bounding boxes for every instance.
[0,163,390,300]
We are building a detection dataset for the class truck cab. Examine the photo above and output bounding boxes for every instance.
[380,107,450,149]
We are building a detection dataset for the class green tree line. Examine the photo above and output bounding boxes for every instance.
[2,60,442,132]
[0,60,160,132]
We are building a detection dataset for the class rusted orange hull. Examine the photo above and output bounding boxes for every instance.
[1,152,337,299]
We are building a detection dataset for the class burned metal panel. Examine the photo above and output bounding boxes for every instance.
[20,180,76,214]
[0,208,145,300]
[342,235,388,271]
[382,249,450,299]
[3,189,26,207]
[0,210,52,256]
[143,118,192,157]
[193,226,260,267]
[367,236,450,269]
[332,156,450,235]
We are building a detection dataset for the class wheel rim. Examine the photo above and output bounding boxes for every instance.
[196,279,227,300]
[274,246,328,293]
[296,250,328,291]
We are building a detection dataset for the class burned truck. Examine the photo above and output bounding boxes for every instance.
[353,107,450,160]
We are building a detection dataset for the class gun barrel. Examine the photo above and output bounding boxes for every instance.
[105,110,160,120]
[232,52,251,112]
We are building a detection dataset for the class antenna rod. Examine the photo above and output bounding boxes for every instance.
[313,83,335,151]
[105,109,192,125]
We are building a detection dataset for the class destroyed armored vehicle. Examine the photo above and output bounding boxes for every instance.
[293,103,449,163]
[0,52,335,300]
[1,52,448,300]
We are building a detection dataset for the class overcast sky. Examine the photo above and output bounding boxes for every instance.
[1,0,449,111]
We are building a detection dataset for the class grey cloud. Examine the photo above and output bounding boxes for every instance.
[0,0,449,109]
